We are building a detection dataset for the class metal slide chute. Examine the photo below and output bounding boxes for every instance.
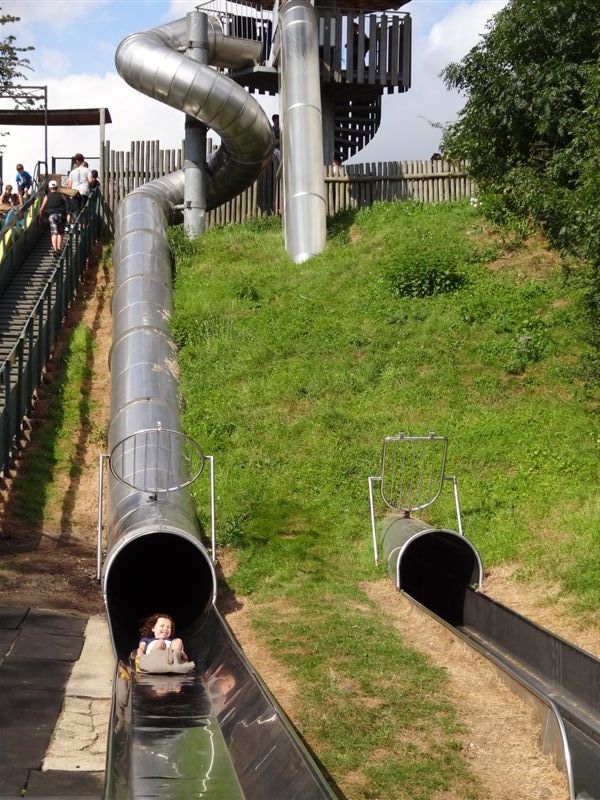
[276,0,327,262]
[115,15,273,210]
[102,13,338,799]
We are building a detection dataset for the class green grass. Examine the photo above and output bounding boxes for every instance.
[12,322,96,526]
[170,202,599,798]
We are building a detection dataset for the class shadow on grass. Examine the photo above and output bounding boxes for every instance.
[327,208,359,243]
[212,551,347,800]
[0,245,108,560]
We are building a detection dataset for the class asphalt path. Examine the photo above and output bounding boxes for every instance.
[0,607,112,800]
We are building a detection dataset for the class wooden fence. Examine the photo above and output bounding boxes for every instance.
[100,140,474,231]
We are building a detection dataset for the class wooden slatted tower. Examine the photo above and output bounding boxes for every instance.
[224,0,412,163]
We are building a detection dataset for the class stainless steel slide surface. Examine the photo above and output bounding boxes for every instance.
[381,516,598,798]
[278,0,327,263]
[459,588,600,800]
[103,14,337,799]
[105,608,337,799]
[115,16,273,210]
[404,580,600,800]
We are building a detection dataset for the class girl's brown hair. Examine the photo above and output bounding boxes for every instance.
[139,612,175,638]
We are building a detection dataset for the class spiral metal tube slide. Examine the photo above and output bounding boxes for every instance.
[103,15,273,659]
[115,16,273,210]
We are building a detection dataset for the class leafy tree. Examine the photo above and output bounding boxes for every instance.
[569,65,600,374]
[0,8,35,151]
[440,0,600,380]
[0,8,34,101]
[442,1,596,174]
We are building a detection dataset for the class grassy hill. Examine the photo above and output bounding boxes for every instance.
[169,201,598,798]
[171,202,598,610]
[3,200,595,798]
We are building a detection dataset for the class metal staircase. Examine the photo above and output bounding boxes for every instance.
[333,87,383,160]
[0,189,103,475]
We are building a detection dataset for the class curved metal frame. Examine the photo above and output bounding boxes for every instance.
[369,432,464,564]
[109,425,206,493]
[380,431,448,513]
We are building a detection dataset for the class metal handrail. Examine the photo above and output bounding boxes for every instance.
[196,0,270,35]
[0,188,104,475]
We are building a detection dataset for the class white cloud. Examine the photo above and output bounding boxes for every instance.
[425,1,500,63]
[1,72,186,183]
[37,48,72,79]
[349,0,508,162]
[3,0,108,31]
[166,0,208,20]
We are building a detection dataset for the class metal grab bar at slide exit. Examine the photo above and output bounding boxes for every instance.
[96,427,217,580]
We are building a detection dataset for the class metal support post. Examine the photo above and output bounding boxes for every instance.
[184,10,208,239]
[368,475,381,565]
[207,455,216,562]
[445,474,464,536]
[97,452,109,580]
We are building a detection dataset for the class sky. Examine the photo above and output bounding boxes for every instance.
[0,0,508,185]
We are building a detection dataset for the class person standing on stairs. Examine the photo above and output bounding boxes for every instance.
[40,181,69,257]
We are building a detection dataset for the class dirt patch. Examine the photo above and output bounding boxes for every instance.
[485,232,563,277]
[0,247,110,616]
[364,580,568,800]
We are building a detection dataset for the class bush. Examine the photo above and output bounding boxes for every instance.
[376,204,474,299]
[505,319,552,374]
[385,244,467,298]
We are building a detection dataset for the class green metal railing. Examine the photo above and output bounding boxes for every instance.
[0,187,104,475]
[0,191,44,294]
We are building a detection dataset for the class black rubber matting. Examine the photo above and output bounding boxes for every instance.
[0,608,90,797]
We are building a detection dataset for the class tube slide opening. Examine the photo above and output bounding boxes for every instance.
[104,531,215,659]
[398,530,482,626]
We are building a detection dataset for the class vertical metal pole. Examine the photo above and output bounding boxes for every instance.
[184,10,208,239]
[99,107,106,177]
[44,85,48,177]
[97,453,109,580]
[368,476,380,565]
[450,476,464,537]
[207,455,216,562]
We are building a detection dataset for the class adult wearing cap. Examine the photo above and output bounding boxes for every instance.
[40,181,69,256]
[67,153,92,222]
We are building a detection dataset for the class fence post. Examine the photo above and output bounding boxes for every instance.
[101,142,474,223]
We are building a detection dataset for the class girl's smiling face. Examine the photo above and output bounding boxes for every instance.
[152,617,172,639]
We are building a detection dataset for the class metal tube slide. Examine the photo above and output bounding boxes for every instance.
[105,15,273,658]
[102,16,339,799]
[279,0,327,263]
[104,184,218,660]
[115,16,273,211]
[378,514,484,625]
